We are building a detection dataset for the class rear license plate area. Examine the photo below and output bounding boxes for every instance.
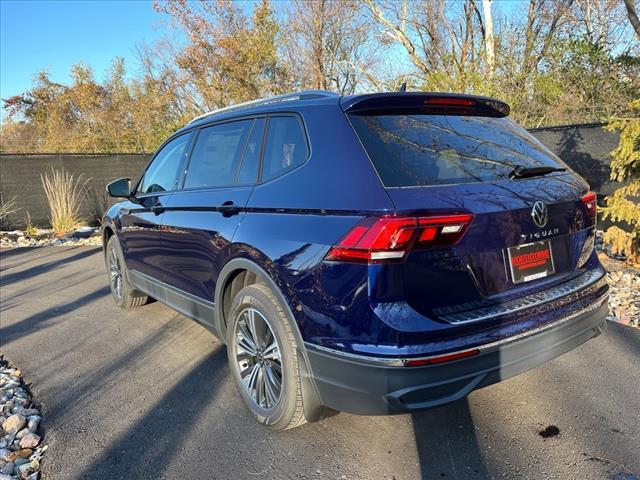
[507,240,555,284]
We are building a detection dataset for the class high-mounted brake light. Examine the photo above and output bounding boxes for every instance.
[424,97,476,107]
[581,191,597,218]
[325,214,473,263]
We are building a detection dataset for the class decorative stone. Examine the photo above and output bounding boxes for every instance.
[27,420,38,434]
[17,462,31,477]
[1,415,25,434]
[19,434,40,449]
[19,410,38,417]
[0,462,13,475]
[6,449,32,462]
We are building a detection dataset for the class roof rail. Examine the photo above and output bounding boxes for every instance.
[188,90,339,125]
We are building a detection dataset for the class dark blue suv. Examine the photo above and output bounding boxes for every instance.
[103,91,608,430]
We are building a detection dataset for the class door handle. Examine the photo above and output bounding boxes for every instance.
[218,201,240,216]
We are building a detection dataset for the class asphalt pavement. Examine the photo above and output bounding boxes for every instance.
[0,246,638,480]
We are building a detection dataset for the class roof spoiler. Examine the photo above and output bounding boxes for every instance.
[342,92,510,117]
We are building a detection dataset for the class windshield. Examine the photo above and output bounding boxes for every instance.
[349,114,567,187]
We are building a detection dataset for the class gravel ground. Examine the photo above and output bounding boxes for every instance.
[0,358,45,480]
[0,230,101,249]
[0,246,639,480]
[599,254,640,327]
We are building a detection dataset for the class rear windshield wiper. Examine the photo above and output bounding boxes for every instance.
[509,165,566,179]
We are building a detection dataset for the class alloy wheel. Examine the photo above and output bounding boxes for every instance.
[234,307,283,409]
[108,246,123,302]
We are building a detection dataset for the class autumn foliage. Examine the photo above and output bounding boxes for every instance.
[1,0,639,154]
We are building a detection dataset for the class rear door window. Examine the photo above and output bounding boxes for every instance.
[261,115,308,182]
[349,114,566,187]
[184,119,253,189]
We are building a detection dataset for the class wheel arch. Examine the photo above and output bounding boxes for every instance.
[215,258,299,341]
[215,257,328,422]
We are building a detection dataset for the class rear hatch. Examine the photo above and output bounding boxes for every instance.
[340,93,597,316]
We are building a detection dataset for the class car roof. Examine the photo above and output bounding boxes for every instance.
[179,90,340,133]
[175,90,511,136]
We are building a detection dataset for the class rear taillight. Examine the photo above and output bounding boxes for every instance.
[325,214,473,263]
[581,191,597,218]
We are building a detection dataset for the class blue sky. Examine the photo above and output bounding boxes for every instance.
[0,0,537,120]
[0,0,166,106]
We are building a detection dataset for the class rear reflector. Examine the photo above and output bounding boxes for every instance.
[404,348,480,367]
[581,191,597,218]
[325,213,473,263]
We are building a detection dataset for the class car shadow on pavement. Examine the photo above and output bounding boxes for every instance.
[74,347,228,480]
[412,399,490,479]
[0,285,110,345]
[0,246,38,262]
[0,247,101,285]
[608,321,640,355]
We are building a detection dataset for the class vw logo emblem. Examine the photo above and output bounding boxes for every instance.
[531,201,549,228]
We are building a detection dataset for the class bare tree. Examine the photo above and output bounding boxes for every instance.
[364,0,481,86]
[572,0,635,48]
[283,0,379,94]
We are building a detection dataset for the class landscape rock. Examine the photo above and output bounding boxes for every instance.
[18,434,39,450]
[0,462,13,475]
[17,462,31,478]
[1,227,101,249]
[26,420,38,434]
[1,415,25,435]
[0,359,44,480]
[17,410,38,418]
[6,449,32,462]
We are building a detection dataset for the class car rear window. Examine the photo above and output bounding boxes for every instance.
[348,114,566,187]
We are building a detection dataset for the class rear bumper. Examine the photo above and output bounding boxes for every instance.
[304,294,608,415]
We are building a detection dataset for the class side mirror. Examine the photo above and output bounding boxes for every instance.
[106,178,132,198]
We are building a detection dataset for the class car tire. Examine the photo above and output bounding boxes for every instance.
[226,283,307,430]
[106,235,148,310]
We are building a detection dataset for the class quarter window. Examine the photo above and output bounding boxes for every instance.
[184,120,253,189]
[261,116,308,182]
[236,118,265,185]
[138,133,192,194]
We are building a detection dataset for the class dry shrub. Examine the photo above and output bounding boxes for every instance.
[41,168,90,233]
[86,181,111,226]
[0,194,20,226]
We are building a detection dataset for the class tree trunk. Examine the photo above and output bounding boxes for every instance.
[624,0,640,40]
[482,0,495,75]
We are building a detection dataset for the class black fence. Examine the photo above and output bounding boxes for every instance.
[0,153,150,228]
[0,123,620,228]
